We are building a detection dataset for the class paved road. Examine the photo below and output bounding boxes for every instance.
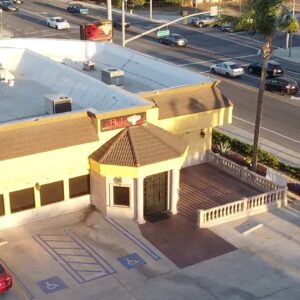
[2,0,300,154]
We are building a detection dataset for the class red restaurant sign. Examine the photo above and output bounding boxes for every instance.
[101,113,146,131]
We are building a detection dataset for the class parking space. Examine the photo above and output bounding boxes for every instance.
[0,206,300,299]
[0,209,175,300]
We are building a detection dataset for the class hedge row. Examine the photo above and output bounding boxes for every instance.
[212,130,300,180]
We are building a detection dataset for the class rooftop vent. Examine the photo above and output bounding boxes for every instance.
[101,68,124,86]
[45,94,72,115]
[83,60,96,71]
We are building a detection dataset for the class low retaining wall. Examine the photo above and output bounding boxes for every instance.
[197,151,288,228]
[207,151,280,192]
[197,188,287,228]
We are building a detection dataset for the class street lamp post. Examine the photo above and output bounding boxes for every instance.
[150,0,152,20]
[0,9,3,31]
[107,0,112,20]
[289,0,296,57]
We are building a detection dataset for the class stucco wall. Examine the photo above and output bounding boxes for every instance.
[0,195,89,230]
[90,170,107,215]
[0,142,99,192]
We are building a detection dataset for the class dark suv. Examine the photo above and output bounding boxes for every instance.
[247,60,284,77]
[265,77,298,95]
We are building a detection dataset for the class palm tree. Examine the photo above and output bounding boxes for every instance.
[242,0,286,172]
[281,14,299,53]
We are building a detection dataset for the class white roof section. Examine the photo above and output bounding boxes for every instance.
[0,39,213,124]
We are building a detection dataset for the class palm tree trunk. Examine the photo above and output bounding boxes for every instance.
[251,38,272,172]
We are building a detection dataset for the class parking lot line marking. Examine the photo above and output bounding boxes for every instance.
[4,265,34,300]
[34,230,116,284]
[105,218,161,261]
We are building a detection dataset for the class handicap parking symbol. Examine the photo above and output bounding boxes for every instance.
[117,253,146,270]
[37,276,68,294]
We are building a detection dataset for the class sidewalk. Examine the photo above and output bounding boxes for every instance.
[274,46,300,63]
[218,124,300,168]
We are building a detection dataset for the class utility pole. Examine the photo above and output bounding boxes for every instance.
[107,0,112,21]
[289,0,296,57]
[122,0,125,47]
[150,0,152,20]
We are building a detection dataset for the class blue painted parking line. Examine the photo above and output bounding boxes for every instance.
[37,276,68,294]
[105,218,161,261]
[34,229,116,284]
[118,253,146,270]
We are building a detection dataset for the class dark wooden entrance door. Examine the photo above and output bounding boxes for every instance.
[144,172,168,215]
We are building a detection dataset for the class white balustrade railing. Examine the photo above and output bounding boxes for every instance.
[197,188,287,228]
[207,151,280,192]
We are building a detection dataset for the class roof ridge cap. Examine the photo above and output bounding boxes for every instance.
[128,127,140,167]
[100,130,127,162]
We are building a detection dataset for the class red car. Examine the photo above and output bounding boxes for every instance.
[0,262,12,293]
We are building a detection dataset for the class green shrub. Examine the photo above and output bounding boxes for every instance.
[112,0,122,8]
[212,130,299,180]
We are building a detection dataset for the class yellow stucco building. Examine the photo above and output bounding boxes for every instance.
[0,39,232,229]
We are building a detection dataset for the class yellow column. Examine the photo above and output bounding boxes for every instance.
[136,177,145,224]
[3,192,11,215]
[170,168,180,215]
[64,178,70,201]
[34,187,41,208]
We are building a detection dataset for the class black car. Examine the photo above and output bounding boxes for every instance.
[265,77,298,95]
[158,34,187,47]
[66,4,89,14]
[0,0,18,11]
[113,19,130,29]
[220,24,233,32]
[247,60,284,77]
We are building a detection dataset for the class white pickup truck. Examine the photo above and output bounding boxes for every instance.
[191,15,218,28]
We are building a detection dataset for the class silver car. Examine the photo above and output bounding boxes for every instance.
[210,62,244,78]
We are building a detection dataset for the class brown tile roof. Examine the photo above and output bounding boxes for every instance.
[90,123,188,167]
[142,82,231,119]
[0,112,98,161]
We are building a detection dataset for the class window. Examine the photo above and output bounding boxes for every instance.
[10,188,35,213]
[40,181,64,206]
[113,186,130,206]
[0,195,4,216]
[69,175,90,198]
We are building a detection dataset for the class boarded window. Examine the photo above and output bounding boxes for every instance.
[0,195,4,216]
[10,188,35,213]
[40,181,64,206]
[69,175,90,198]
[113,186,130,206]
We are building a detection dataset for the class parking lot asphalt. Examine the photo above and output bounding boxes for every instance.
[0,206,300,300]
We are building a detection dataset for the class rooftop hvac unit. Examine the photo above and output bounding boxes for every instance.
[83,60,96,71]
[45,94,72,115]
[101,68,124,86]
